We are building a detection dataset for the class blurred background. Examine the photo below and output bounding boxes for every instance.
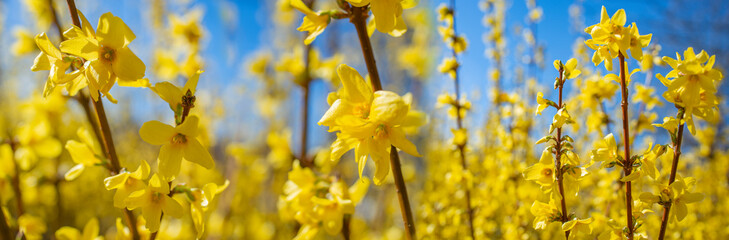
[0,0,728,239]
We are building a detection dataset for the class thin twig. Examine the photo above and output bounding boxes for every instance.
[446,0,476,238]
[350,5,415,240]
[657,109,686,240]
[555,67,570,239]
[618,53,635,239]
[64,1,139,239]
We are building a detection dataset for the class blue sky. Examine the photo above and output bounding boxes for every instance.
[2,0,726,152]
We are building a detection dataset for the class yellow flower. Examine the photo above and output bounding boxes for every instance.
[562,217,593,239]
[55,218,100,240]
[656,47,723,135]
[639,177,703,222]
[625,22,652,61]
[530,199,561,230]
[523,149,555,190]
[438,57,459,79]
[653,116,679,134]
[191,181,229,238]
[584,6,628,71]
[64,127,103,181]
[139,115,214,181]
[126,173,184,232]
[31,32,85,97]
[550,107,573,133]
[12,28,37,56]
[450,128,468,147]
[535,91,553,115]
[640,143,666,179]
[590,133,618,168]
[319,64,421,185]
[150,70,202,112]
[18,214,47,240]
[104,160,150,208]
[553,58,581,80]
[60,12,147,102]
[349,0,411,35]
[169,8,204,46]
[291,0,330,45]
[632,83,662,110]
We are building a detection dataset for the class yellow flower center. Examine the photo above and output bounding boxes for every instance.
[100,46,116,62]
[353,104,370,119]
[152,192,163,203]
[374,124,389,139]
[172,133,187,144]
[542,168,553,178]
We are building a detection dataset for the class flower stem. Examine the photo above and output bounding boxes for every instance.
[0,194,10,240]
[64,1,139,239]
[555,68,570,239]
[7,140,24,216]
[618,53,634,240]
[350,5,415,240]
[657,109,686,240]
[447,0,476,238]
[300,0,314,166]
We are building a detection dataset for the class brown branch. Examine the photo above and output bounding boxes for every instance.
[446,0,476,238]
[657,109,686,240]
[8,140,24,216]
[64,1,139,239]
[555,67,570,239]
[350,5,415,240]
[618,53,635,239]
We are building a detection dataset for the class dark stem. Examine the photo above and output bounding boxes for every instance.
[8,140,24,216]
[599,100,612,136]
[447,1,476,238]
[555,68,570,239]
[618,53,634,239]
[657,110,685,240]
[65,1,139,239]
[0,193,10,240]
[350,5,415,239]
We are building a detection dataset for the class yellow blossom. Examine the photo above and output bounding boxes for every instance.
[139,115,214,181]
[104,160,150,208]
[60,11,148,102]
[319,64,422,185]
[55,218,100,240]
[656,47,723,135]
[126,173,184,232]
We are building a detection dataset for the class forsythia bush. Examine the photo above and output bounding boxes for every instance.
[0,0,725,239]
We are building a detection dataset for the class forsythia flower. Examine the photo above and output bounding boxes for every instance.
[139,115,214,181]
[190,181,229,238]
[438,57,459,79]
[55,218,100,240]
[523,149,555,190]
[653,116,679,134]
[291,0,330,45]
[18,214,47,240]
[64,127,103,181]
[104,160,150,208]
[530,199,561,230]
[562,218,593,239]
[319,64,422,185]
[640,177,704,222]
[60,11,147,102]
[535,92,554,115]
[590,133,618,168]
[348,0,411,36]
[280,161,369,239]
[31,32,85,97]
[126,173,184,232]
[584,6,650,70]
[550,107,573,133]
[656,47,723,135]
[553,58,581,80]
